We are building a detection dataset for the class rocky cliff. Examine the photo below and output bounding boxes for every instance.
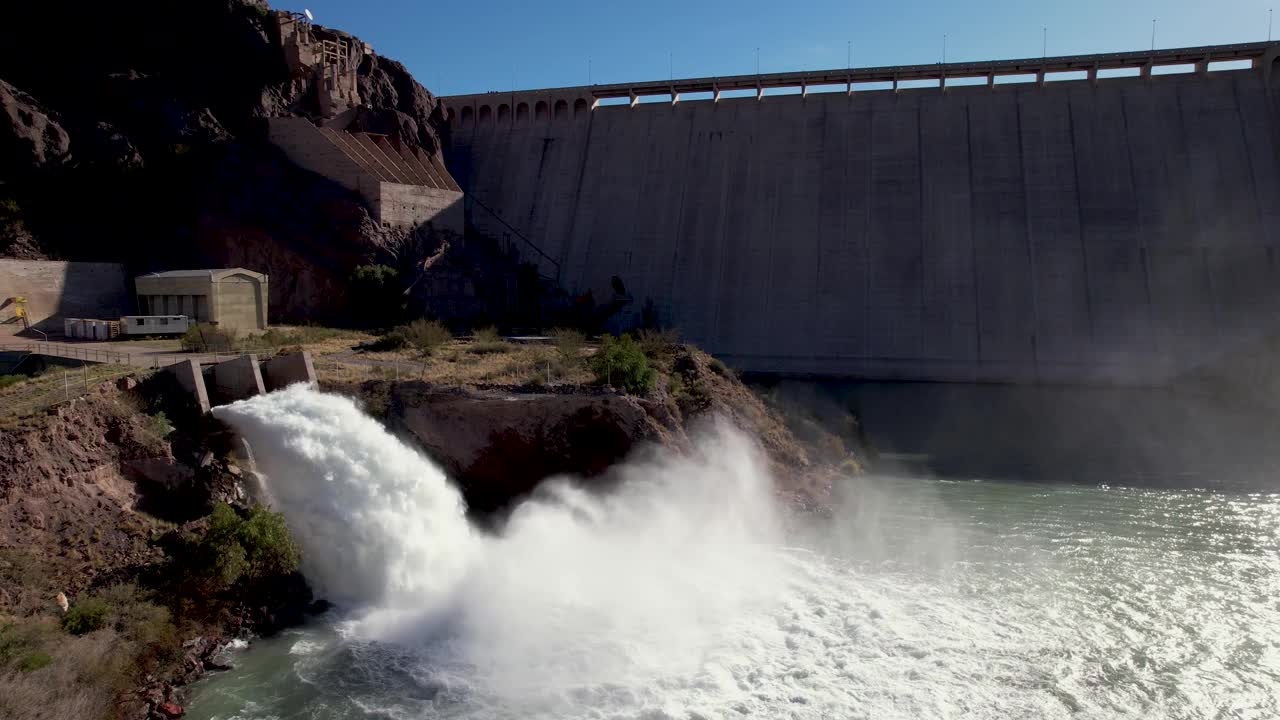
[0,0,450,322]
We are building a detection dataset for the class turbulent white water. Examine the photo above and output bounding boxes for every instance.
[200,385,1280,720]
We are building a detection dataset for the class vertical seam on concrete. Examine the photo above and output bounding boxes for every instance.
[667,105,698,312]
[966,101,982,367]
[559,109,597,285]
[710,118,733,347]
[1231,76,1268,247]
[1067,94,1095,342]
[1016,91,1041,381]
[1177,84,1220,329]
[916,102,925,362]
[1118,89,1156,355]
[863,102,874,358]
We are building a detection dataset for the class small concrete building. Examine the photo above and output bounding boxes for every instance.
[134,269,268,332]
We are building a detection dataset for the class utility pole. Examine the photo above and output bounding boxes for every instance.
[847,40,851,69]
[1269,9,1274,42]
[1043,27,1047,58]
[1151,19,1157,51]
[588,57,592,85]
[942,34,947,64]
[669,51,673,81]
[756,47,760,75]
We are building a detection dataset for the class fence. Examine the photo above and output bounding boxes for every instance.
[0,341,274,370]
[0,362,141,422]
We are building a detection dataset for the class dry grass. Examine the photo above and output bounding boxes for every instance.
[0,622,130,720]
[318,340,595,388]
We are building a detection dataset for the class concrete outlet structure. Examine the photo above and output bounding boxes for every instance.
[260,352,318,391]
[165,352,317,413]
[134,269,268,332]
[443,42,1280,384]
[210,354,266,405]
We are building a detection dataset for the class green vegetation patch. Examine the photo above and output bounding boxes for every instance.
[189,503,300,592]
[592,334,656,395]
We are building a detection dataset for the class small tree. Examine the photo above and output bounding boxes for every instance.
[591,334,656,394]
[349,264,405,328]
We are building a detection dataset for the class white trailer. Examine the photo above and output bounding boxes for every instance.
[119,315,191,337]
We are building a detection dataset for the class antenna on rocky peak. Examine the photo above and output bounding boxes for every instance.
[304,8,314,21]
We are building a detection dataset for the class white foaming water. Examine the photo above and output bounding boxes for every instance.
[211,385,793,708]
[211,387,479,613]
[202,385,1280,720]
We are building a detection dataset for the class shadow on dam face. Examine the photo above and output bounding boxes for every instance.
[750,377,1280,492]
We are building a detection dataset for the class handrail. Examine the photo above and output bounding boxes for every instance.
[464,193,562,277]
[443,40,1279,104]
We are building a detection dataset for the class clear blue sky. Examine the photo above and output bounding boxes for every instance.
[280,0,1275,96]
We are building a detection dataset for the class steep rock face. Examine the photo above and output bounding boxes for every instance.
[0,388,170,611]
[387,384,687,516]
[0,0,449,321]
[0,78,69,170]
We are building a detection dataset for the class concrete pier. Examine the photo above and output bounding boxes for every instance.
[165,359,211,414]
[260,352,317,391]
[209,354,266,405]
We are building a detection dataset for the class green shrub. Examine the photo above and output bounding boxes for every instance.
[238,504,301,579]
[591,334,656,394]
[192,503,299,591]
[61,599,109,636]
[144,411,172,438]
[180,323,238,352]
[474,326,500,343]
[398,319,452,355]
[0,375,24,390]
[550,328,585,365]
[709,358,729,376]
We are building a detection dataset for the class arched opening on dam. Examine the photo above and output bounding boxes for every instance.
[497,103,510,125]
[553,99,568,121]
[535,100,549,122]
[459,106,473,127]
[477,104,492,125]
[573,98,589,118]
[516,102,529,126]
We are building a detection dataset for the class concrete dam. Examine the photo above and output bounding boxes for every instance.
[442,42,1280,384]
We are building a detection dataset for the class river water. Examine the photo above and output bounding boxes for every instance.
[191,386,1280,720]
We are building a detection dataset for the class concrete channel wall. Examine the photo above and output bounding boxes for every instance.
[443,57,1280,384]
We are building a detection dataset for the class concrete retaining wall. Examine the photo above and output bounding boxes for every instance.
[0,260,129,336]
[445,69,1280,384]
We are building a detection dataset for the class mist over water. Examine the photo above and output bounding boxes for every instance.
[199,386,1280,719]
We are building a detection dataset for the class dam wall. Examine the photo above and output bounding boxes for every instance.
[443,44,1280,383]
